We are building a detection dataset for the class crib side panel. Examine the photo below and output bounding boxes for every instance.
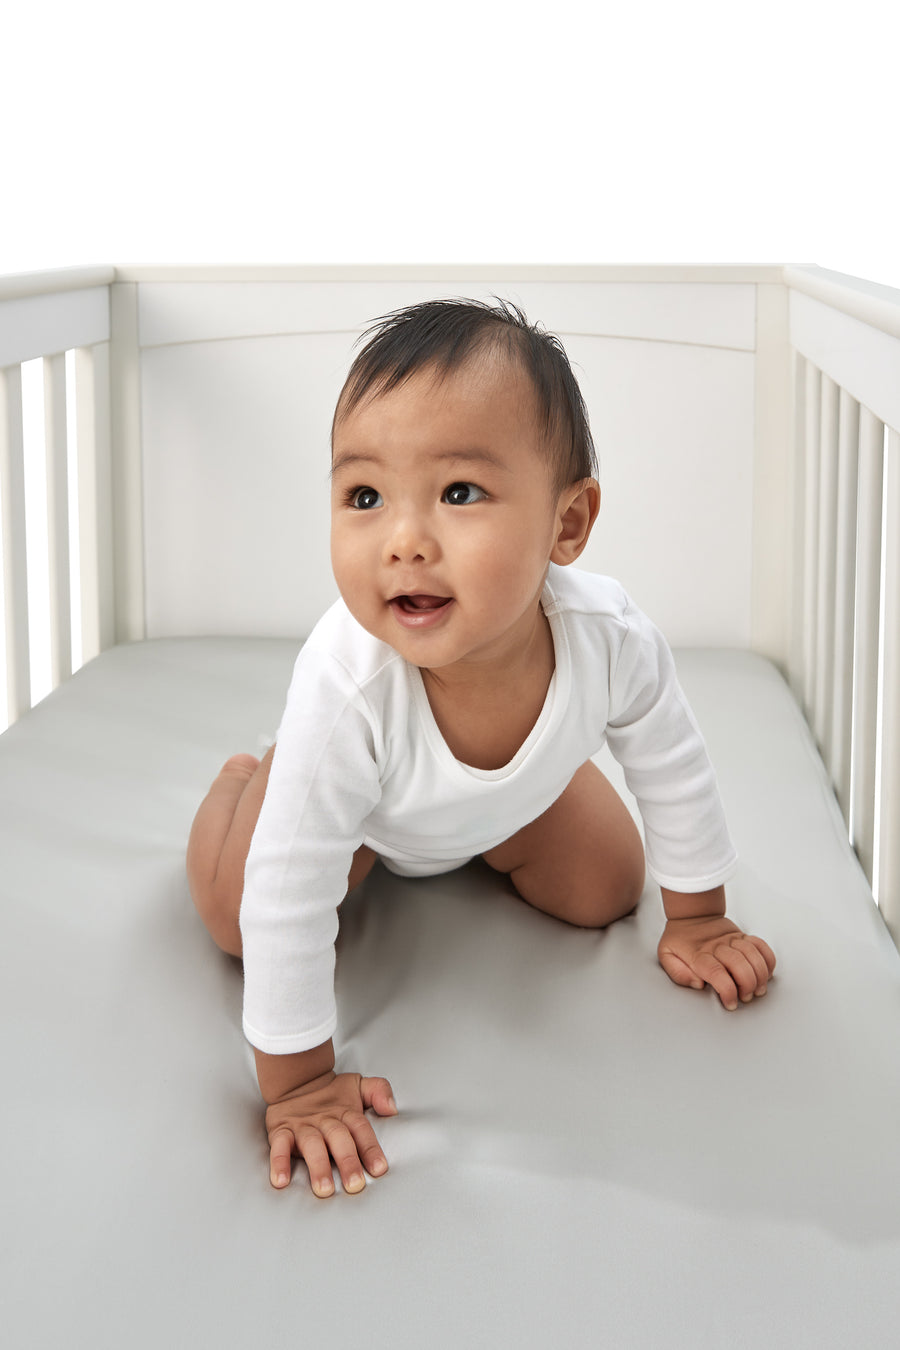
[0,276,115,731]
[133,276,758,648]
[787,273,900,940]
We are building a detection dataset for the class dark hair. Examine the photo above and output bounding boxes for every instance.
[332,297,598,488]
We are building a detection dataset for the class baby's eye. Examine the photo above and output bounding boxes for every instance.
[349,487,383,510]
[442,482,487,506]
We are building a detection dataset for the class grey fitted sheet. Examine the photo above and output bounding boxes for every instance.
[2,638,900,1349]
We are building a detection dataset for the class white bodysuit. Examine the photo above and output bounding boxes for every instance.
[240,565,737,1054]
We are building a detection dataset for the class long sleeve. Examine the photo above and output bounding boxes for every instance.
[604,600,737,892]
[239,644,383,1053]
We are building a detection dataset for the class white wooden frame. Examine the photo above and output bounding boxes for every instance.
[784,266,900,941]
[0,267,114,725]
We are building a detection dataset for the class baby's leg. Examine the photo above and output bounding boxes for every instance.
[482,761,645,928]
[186,746,376,957]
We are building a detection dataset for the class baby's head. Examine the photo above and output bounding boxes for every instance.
[329,298,601,670]
[332,297,598,492]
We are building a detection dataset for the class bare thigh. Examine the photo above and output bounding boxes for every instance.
[186,744,377,957]
[482,760,645,928]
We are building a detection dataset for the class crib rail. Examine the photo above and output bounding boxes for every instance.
[786,267,900,941]
[0,268,115,731]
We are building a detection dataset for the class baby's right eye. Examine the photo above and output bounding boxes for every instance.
[349,487,383,510]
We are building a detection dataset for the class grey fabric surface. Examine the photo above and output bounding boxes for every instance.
[2,638,900,1349]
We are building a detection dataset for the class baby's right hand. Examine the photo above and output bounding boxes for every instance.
[265,1070,398,1197]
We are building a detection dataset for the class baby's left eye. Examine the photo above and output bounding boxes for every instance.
[442,482,487,506]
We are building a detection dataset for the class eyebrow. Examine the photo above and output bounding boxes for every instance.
[330,448,511,477]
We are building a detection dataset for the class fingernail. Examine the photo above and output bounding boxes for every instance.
[347,1173,364,1192]
[726,1002,738,1011]
[370,1157,387,1176]
[275,1171,289,1187]
[315,1178,334,1196]
[388,1095,398,1113]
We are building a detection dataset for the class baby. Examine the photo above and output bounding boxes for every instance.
[187,297,776,1199]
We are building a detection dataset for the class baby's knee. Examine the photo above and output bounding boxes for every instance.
[512,850,644,930]
[576,878,643,929]
[192,872,244,957]
[219,753,261,782]
[571,850,645,929]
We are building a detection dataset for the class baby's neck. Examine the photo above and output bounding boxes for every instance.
[420,612,555,771]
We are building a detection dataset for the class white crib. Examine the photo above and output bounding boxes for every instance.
[2,265,899,1348]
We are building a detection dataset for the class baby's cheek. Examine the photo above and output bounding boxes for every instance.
[331,557,362,615]
[331,533,363,590]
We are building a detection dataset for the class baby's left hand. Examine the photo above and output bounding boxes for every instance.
[657,915,776,1010]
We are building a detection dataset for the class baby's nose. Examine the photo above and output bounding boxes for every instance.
[384,510,439,564]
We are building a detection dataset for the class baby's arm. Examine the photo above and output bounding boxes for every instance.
[238,641,395,1193]
[256,1039,398,1196]
[657,885,776,1009]
[602,599,775,1007]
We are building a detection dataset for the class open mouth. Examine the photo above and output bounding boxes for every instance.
[393,594,452,613]
[388,594,454,628]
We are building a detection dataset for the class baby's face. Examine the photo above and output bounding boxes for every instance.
[330,359,569,674]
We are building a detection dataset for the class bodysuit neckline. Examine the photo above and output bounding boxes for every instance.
[407,576,572,783]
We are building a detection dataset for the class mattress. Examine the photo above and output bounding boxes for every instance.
[2,638,900,1349]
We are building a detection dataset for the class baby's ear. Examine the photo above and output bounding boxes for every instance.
[550,478,600,565]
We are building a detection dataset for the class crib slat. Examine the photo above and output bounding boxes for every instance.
[43,354,72,685]
[75,344,114,663]
[878,430,900,942]
[0,364,32,722]
[801,364,821,724]
[830,389,860,819]
[787,352,807,699]
[850,408,885,885]
[814,374,840,765]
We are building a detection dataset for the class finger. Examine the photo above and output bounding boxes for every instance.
[735,937,772,994]
[294,1126,337,1198]
[320,1118,368,1194]
[269,1126,296,1190]
[691,951,740,1010]
[658,949,705,990]
[342,1110,389,1178]
[360,1075,398,1116]
[745,935,777,978]
[714,943,760,1003]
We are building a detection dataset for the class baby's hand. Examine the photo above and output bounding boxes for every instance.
[265,1070,398,1197]
[657,915,776,1010]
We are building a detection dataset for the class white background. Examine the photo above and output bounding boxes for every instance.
[1,0,898,287]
